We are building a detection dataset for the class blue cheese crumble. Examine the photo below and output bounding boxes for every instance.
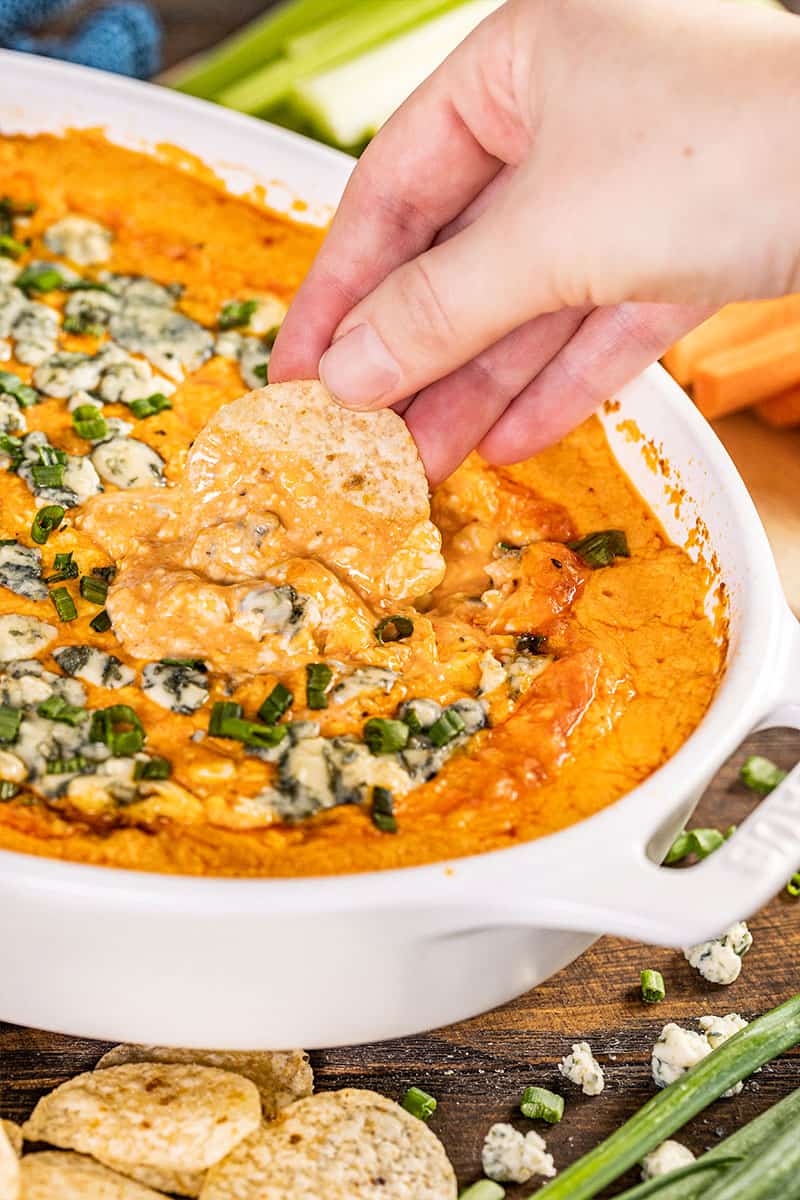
[652,1015,748,1095]
[641,1140,695,1181]
[558,1042,605,1096]
[684,922,752,985]
[481,1123,556,1184]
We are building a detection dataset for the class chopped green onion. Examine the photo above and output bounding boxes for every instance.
[306,662,332,709]
[370,785,397,833]
[91,565,116,582]
[516,633,547,656]
[80,574,108,605]
[458,1185,505,1200]
[62,313,105,337]
[209,701,243,735]
[740,755,788,796]
[253,363,268,384]
[401,1086,437,1121]
[0,705,22,743]
[531,994,800,1200]
[160,657,206,671]
[0,780,19,800]
[665,827,728,866]
[374,614,414,644]
[568,529,630,568]
[129,393,172,419]
[219,298,258,329]
[45,550,78,583]
[640,969,666,1004]
[50,586,78,622]
[31,462,65,488]
[134,757,172,781]
[45,755,88,774]
[364,717,409,755]
[520,1086,564,1124]
[258,682,293,725]
[0,234,26,259]
[401,707,422,734]
[62,279,111,293]
[90,609,112,633]
[37,445,67,466]
[0,370,38,407]
[72,405,108,441]
[37,695,86,726]
[786,871,800,898]
[31,504,65,545]
[428,708,465,747]
[90,704,145,755]
[496,541,523,555]
[15,264,64,294]
[0,433,24,470]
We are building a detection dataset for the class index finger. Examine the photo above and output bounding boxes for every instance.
[270,3,530,382]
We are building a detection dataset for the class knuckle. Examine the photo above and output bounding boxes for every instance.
[392,256,458,354]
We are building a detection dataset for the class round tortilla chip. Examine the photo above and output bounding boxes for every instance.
[95,1047,312,1120]
[91,1157,205,1198]
[0,1122,19,1200]
[21,1063,260,1174]
[200,1088,457,1200]
[186,380,444,602]
[20,1152,168,1199]
[0,1123,21,1158]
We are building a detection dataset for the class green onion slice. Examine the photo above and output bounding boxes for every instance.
[62,314,105,337]
[37,695,86,726]
[787,872,800,899]
[0,370,38,407]
[401,1086,437,1121]
[740,755,788,796]
[160,657,206,671]
[664,827,728,866]
[568,530,630,568]
[50,586,78,622]
[428,708,466,747]
[80,574,108,605]
[45,755,88,774]
[72,405,108,441]
[640,969,666,1004]
[134,757,172,781]
[15,264,64,294]
[520,1086,564,1124]
[31,463,65,488]
[209,701,243,735]
[45,550,78,583]
[458,1184,506,1200]
[0,780,19,800]
[90,705,145,755]
[364,718,409,755]
[0,234,26,259]
[374,615,414,644]
[218,298,258,329]
[253,363,268,384]
[370,785,398,833]
[208,701,287,747]
[306,662,332,710]
[31,504,65,545]
[90,609,112,633]
[0,704,22,743]
[258,682,293,725]
[129,392,173,420]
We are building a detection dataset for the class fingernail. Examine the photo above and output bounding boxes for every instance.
[319,324,400,409]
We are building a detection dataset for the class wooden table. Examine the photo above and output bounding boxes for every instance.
[3,6,800,1195]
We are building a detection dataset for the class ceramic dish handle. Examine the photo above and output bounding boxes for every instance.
[474,618,800,948]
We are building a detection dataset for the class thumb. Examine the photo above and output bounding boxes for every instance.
[319,180,559,411]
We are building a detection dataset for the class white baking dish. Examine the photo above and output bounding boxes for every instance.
[1,52,799,1050]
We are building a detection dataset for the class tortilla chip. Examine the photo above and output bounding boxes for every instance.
[0,1123,21,1158]
[0,1122,19,1200]
[22,1063,260,1174]
[92,1159,205,1198]
[94,1047,313,1119]
[187,380,444,602]
[19,1152,168,1199]
[200,1088,457,1200]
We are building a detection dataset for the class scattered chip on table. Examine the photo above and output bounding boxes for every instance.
[0,1123,21,1158]
[0,1122,19,1200]
[22,1062,261,1175]
[200,1087,457,1199]
[19,1151,169,1199]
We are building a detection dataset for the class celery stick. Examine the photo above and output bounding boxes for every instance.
[169,0,358,98]
[289,0,502,150]
[616,1086,800,1200]
[284,0,453,62]
[217,0,467,114]
[528,994,800,1200]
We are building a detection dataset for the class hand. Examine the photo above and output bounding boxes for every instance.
[270,0,800,483]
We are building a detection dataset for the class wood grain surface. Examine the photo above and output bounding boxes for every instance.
[3,4,800,1196]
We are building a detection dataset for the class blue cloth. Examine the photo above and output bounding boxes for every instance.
[1,0,161,77]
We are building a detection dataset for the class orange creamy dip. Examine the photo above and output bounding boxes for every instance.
[0,132,725,876]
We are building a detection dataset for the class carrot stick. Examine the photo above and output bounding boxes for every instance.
[756,384,800,428]
[692,322,800,419]
[662,296,800,387]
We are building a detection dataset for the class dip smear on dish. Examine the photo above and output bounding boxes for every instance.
[0,132,726,876]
